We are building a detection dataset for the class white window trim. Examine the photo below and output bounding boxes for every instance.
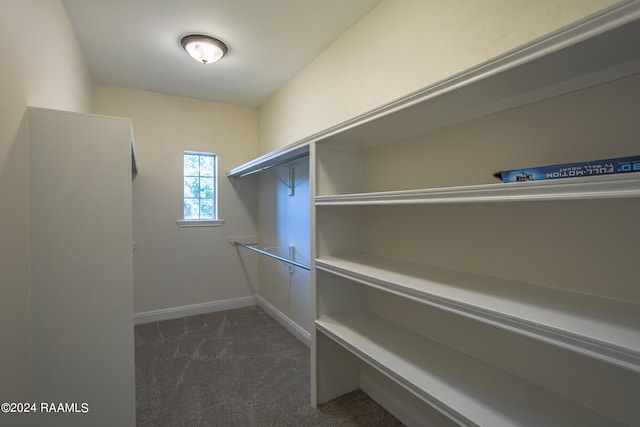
[177,219,225,228]
[182,150,219,224]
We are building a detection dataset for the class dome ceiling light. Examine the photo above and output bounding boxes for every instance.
[180,34,228,65]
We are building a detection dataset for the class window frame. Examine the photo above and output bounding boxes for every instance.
[177,150,225,228]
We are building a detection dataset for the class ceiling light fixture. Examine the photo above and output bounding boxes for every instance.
[180,34,228,65]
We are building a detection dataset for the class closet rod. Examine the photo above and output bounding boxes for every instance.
[232,241,310,271]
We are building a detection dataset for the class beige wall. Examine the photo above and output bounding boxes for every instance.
[94,85,259,314]
[0,0,92,416]
[257,0,618,154]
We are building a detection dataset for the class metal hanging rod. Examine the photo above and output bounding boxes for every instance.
[232,241,310,271]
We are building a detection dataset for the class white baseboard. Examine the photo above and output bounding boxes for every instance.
[134,295,311,349]
[257,296,311,347]
[134,296,258,325]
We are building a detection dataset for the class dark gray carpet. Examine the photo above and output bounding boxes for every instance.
[135,306,404,426]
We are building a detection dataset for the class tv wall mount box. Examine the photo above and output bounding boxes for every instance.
[495,155,640,183]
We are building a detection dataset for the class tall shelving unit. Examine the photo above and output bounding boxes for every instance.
[27,107,137,426]
[226,3,640,425]
[311,4,640,427]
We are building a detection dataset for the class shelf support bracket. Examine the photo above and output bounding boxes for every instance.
[276,166,295,197]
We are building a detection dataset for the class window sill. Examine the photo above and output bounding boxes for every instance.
[177,219,225,228]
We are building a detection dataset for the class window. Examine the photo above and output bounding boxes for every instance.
[179,151,223,227]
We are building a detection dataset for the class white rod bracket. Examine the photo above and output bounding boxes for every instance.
[288,246,295,274]
[289,167,295,197]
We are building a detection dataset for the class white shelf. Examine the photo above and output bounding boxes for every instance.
[227,143,309,178]
[314,3,640,148]
[307,4,640,423]
[315,173,640,205]
[316,311,622,427]
[316,254,640,373]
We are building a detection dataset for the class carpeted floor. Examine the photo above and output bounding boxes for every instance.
[135,306,404,426]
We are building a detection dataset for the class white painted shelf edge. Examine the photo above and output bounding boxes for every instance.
[227,143,309,178]
[315,173,640,205]
[316,254,640,373]
[316,312,621,427]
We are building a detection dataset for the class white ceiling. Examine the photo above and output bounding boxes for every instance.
[61,0,382,107]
